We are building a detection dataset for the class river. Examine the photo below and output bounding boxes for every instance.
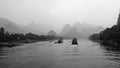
[0,39,120,68]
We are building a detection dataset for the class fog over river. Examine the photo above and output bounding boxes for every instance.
[0,39,120,68]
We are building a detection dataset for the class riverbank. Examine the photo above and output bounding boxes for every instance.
[90,39,120,51]
[91,39,120,48]
[0,42,20,47]
[0,39,51,47]
[100,40,120,47]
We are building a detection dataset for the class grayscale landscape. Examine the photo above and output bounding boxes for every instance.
[0,0,120,68]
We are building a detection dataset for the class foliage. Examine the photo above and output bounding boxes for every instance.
[89,33,100,41]
[98,12,120,46]
[0,27,57,42]
[89,12,120,47]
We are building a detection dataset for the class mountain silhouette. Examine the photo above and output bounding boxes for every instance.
[25,21,55,35]
[60,23,104,39]
[62,27,80,38]
[0,18,55,34]
[4,22,25,33]
[47,30,57,37]
[0,18,25,33]
[59,24,71,36]
[0,18,12,27]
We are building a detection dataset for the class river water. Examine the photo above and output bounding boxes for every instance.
[0,39,120,68]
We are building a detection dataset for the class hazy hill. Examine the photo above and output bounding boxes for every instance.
[62,28,81,39]
[60,23,104,39]
[0,18,55,34]
[0,18,12,27]
[0,18,25,33]
[59,24,72,36]
[25,21,55,35]
[47,30,57,36]
[4,22,25,33]
[0,17,104,37]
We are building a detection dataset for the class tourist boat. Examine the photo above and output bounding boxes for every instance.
[72,38,78,45]
[58,38,63,43]
[55,38,63,44]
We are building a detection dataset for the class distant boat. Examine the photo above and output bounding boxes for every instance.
[72,38,78,45]
[55,38,63,44]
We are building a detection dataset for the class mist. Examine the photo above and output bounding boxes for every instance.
[0,0,120,29]
[1,0,120,68]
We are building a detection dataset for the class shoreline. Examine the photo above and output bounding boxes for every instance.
[0,39,51,47]
[91,39,120,48]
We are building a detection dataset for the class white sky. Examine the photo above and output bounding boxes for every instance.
[0,0,120,28]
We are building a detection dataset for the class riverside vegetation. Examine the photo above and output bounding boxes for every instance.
[89,11,120,50]
[0,27,58,47]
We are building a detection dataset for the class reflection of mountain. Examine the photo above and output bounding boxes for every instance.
[60,23,104,39]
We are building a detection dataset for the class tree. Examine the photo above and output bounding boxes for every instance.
[99,10,120,46]
[0,27,5,35]
[117,10,120,24]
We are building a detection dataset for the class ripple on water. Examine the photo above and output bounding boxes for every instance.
[0,40,120,68]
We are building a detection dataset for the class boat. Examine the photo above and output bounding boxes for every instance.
[72,38,78,45]
[55,38,63,44]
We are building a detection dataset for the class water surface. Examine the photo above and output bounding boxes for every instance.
[0,39,120,68]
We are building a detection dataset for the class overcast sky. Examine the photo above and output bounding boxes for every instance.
[0,0,120,28]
